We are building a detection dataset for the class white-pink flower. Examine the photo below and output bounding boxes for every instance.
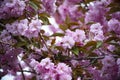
[5,18,42,38]
[108,18,120,35]
[60,36,75,49]
[73,29,86,42]
[59,74,72,80]
[40,58,54,69]
[90,23,103,33]
[31,58,72,80]
[56,63,72,74]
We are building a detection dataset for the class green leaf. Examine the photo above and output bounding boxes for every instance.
[55,46,64,51]
[55,53,69,62]
[51,33,65,37]
[32,42,40,48]
[96,41,102,48]
[84,41,97,48]
[107,3,117,7]
[65,15,71,24]
[84,41,97,53]
[88,52,98,57]
[79,17,84,23]
[39,12,50,17]
[86,21,96,25]
[107,1,120,8]
[105,36,120,43]
[85,0,95,3]
[42,35,49,40]
[51,38,56,45]
[69,22,79,26]
[13,36,30,50]
[79,47,86,53]
[29,1,38,12]
[18,36,27,42]
[71,47,79,55]
[14,42,27,47]
[39,16,50,25]
[108,7,120,14]
[59,24,68,31]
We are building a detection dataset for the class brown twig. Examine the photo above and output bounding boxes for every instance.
[18,63,25,80]
[39,33,53,54]
[18,70,36,74]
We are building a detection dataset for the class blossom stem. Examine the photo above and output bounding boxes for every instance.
[65,55,119,61]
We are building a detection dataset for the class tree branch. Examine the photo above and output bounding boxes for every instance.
[18,63,25,80]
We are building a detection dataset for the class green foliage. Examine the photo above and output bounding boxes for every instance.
[39,16,50,25]
[55,46,64,51]
[108,7,120,14]
[107,1,120,14]
[105,36,120,43]
[85,0,95,3]
[13,36,30,51]
[38,13,50,25]
[42,35,50,41]
[71,41,102,56]
[86,21,96,25]
[29,1,39,12]
[59,24,68,31]
[71,46,79,55]
[79,17,84,23]
[51,33,65,37]
[0,0,120,79]
[84,41,97,53]
[54,52,69,62]
[51,38,56,45]
[96,41,103,48]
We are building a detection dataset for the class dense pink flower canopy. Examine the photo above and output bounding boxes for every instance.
[0,0,120,80]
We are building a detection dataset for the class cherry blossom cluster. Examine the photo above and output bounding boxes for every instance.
[0,0,120,80]
[30,58,72,80]
[56,29,86,49]
[89,23,104,41]
[6,18,41,38]
[0,0,26,19]
[55,0,83,24]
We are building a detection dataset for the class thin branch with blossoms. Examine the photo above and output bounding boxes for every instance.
[0,0,120,80]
